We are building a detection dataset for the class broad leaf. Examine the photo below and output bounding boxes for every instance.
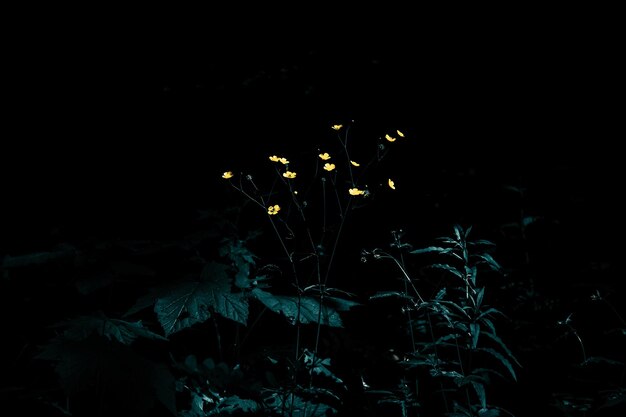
[126,262,249,336]
[251,288,346,327]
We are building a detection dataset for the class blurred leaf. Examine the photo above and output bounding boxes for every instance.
[37,337,175,415]
[50,312,167,344]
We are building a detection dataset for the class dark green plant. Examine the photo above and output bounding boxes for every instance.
[366,225,519,416]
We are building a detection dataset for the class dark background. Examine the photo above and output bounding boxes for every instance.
[3,12,624,416]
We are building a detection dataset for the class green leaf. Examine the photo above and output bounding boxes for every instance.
[470,323,480,349]
[251,288,345,327]
[478,347,517,381]
[369,291,415,301]
[471,382,487,409]
[475,287,485,307]
[303,349,345,388]
[481,330,521,367]
[127,262,248,336]
[207,395,259,415]
[410,246,450,255]
[263,392,336,417]
[428,264,464,280]
[51,312,168,344]
[154,281,214,336]
[474,254,501,272]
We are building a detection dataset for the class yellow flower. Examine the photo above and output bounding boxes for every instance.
[222,171,234,179]
[385,134,396,142]
[267,204,281,215]
[349,187,365,196]
[323,163,336,172]
[350,160,360,167]
[269,155,281,162]
[396,129,405,138]
[388,179,396,190]
[331,124,343,130]
[283,171,297,179]
[279,157,289,165]
[318,152,331,160]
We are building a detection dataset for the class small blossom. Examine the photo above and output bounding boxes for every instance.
[323,163,336,172]
[283,171,297,179]
[279,157,289,165]
[331,124,343,130]
[350,160,360,167]
[222,171,234,179]
[269,155,281,162]
[318,152,331,160]
[396,129,405,138]
[267,204,281,215]
[349,187,366,196]
[388,179,396,190]
[385,134,396,142]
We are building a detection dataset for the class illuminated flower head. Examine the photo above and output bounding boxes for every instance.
[269,155,289,164]
[331,124,343,131]
[283,171,297,179]
[388,179,396,190]
[396,129,405,138]
[267,204,281,215]
[350,160,360,167]
[323,163,336,172]
[349,187,366,196]
[222,171,234,179]
[318,152,331,160]
[385,134,396,142]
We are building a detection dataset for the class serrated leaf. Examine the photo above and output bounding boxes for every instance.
[263,392,336,417]
[474,254,501,272]
[207,395,259,415]
[128,262,248,336]
[155,281,214,336]
[303,349,345,387]
[410,246,449,255]
[478,347,517,381]
[480,330,521,367]
[369,291,415,301]
[428,264,464,280]
[251,288,344,327]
